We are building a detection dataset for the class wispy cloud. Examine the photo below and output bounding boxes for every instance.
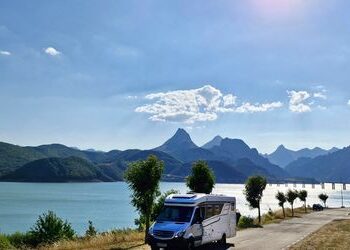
[0,50,11,56]
[313,92,327,99]
[135,85,283,123]
[235,102,283,113]
[288,90,312,113]
[348,100,350,106]
[44,47,61,56]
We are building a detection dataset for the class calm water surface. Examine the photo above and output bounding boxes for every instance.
[0,182,349,234]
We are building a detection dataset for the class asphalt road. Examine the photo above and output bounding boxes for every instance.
[227,208,349,250]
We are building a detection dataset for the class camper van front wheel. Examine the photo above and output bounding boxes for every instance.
[187,238,195,250]
[220,234,226,246]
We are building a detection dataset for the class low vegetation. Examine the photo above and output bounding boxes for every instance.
[290,219,350,249]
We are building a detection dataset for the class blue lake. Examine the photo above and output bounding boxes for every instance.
[0,182,349,235]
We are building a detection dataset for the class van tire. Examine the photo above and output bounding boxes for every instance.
[187,238,195,250]
[220,234,226,246]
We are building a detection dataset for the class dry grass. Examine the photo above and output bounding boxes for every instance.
[290,219,350,250]
[39,229,146,250]
[259,207,312,225]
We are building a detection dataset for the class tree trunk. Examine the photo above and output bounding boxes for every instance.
[282,205,285,218]
[258,201,261,224]
[291,204,294,217]
[145,213,150,244]
[304,201,307,213]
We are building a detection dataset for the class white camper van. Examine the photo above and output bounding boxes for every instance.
[147,193,237,250]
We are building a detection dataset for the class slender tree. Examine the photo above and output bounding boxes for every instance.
[244,176,267,223]
[186,160,215,194]
[275,191,287,218]
[124,155,164,243]
[298,190,308,213]
[319,193,329,208]
[286,190,298,217]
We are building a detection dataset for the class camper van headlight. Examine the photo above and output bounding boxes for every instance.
[175,230,186,238]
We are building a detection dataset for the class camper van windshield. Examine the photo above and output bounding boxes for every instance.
[156,206,194,223]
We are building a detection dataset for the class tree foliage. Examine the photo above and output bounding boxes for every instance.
[29,211,75,246]
[85,221,97,237]
[186,161,215,194]
[244,176,267,223]
[319,193,329,207]
[286,190,298,217]
[124,155,164,242]
[275,191,287,218]
[298,190,308,213]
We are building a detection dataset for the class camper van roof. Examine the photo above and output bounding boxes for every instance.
[164,193,235,205]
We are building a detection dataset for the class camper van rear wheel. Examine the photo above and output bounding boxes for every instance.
[220,234,226,246]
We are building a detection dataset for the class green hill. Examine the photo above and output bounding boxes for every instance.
[0,142,46,175]
[0,156,115,182]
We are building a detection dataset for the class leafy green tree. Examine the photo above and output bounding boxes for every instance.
[29,211,75,246]
[244,176,267,223]
[85,221,97,237]
[186,161,215,194]
[124,155,164,243]
[275,191,287,218]
[319,193,329,208]
[286,190,298,217]
[298,190,308,213]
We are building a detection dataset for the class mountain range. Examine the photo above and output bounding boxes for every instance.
[0,128,347,183]
[265,145,339,168]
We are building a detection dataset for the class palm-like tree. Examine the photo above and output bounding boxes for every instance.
[275,191,287,218]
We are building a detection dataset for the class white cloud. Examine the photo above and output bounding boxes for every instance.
[44,47,61,56]
[314,92,327,99]
[288,90,312,113]
[235,102,283,113]
[348,100,350,106]
[136,85,283,124]
[0,50,11,56]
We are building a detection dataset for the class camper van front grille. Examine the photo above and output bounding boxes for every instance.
[153,230,174,238]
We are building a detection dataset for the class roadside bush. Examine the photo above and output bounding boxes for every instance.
[85,221,97,237]
[5,231,33,248]
[30,210,76,246]
[0,234,13,250]
[238,216,255,229]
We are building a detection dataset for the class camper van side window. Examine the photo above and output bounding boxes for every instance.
[205,205,214,219]
[214,204,223,215]
[231,202,235,211]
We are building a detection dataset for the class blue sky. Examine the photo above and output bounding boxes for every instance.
[0,0,350,153]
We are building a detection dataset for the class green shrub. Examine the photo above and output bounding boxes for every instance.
[5,231,33,248]
[0,234,13,250]
[85,221,97,237]
[238,216,255,229]
[30,211,76,246]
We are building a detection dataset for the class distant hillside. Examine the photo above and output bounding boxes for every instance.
[0,157,115,182]
[266,145,339,168]
[209,138,288,178]
[285,147,350,182]
[154,128,217,162]
[0,128,336,183]
[0,142,46,175]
